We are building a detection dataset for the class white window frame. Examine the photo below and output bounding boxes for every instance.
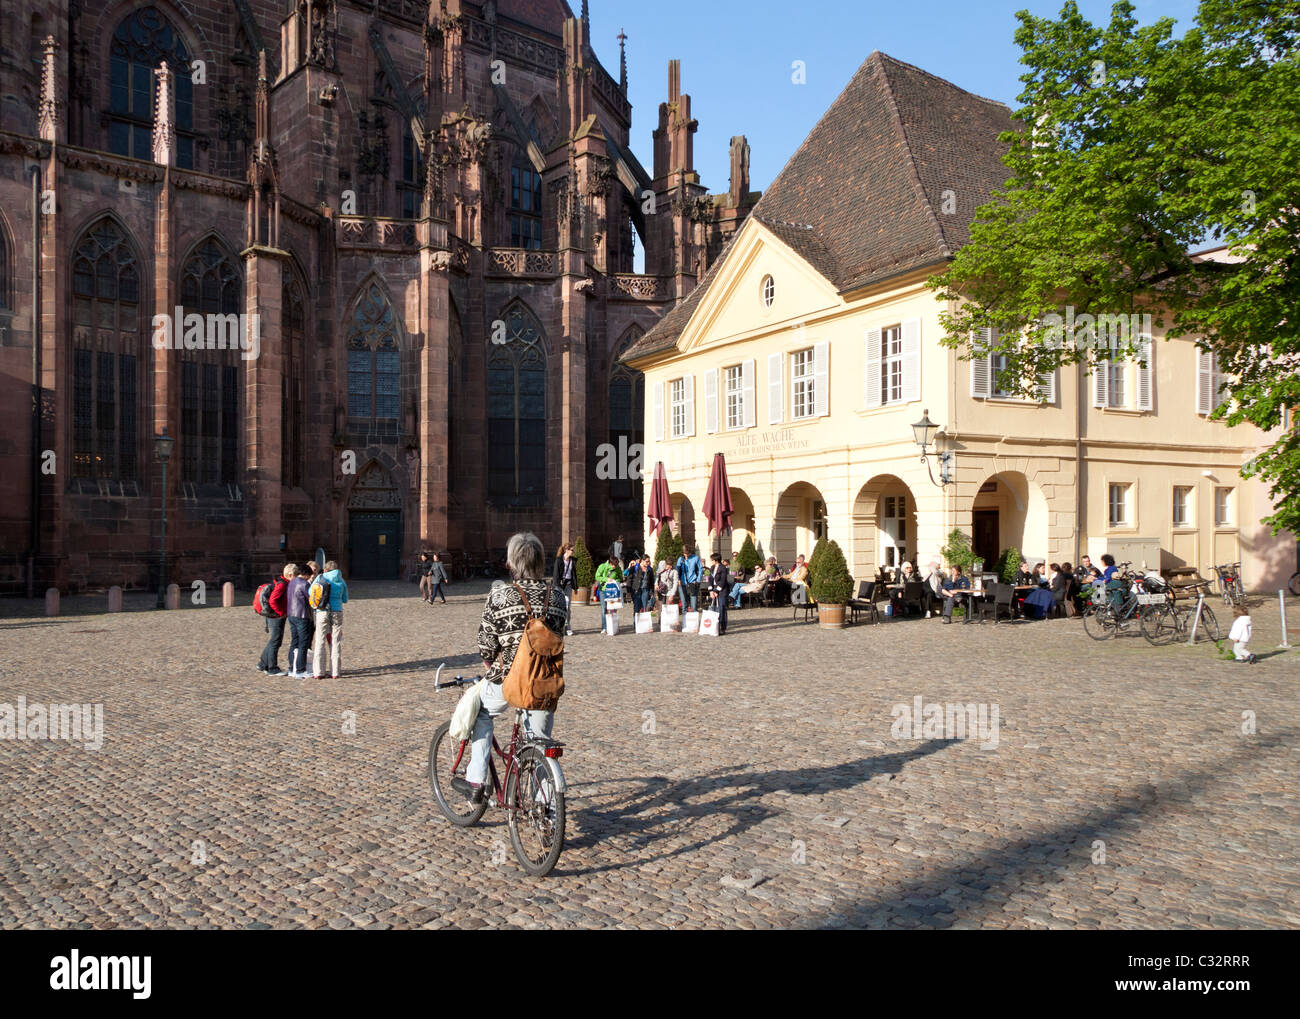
[1172,485,1193,528]
[881,325,904,405]
[1214,486,1233,527]
[1107,359,1127,408]
[1197,349,1230,416]
[1108,483,1131,527]
[791,347,816,420]
[669,377,693,439]
[761,275,775,309]
[724,364,745,430]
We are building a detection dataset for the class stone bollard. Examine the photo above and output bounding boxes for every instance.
[44,587,59,616]
[222,581,234,608]
[165,583,180,610]
[107,586,123,613]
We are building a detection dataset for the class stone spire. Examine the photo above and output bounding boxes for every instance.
[152,62,176,166]
[37,36,64,143]
[728,135,750,208]
[618,28,627,92]
[254,49,271,162]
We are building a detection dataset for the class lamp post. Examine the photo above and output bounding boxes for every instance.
[912,409,952,487]
[154,430,174,608]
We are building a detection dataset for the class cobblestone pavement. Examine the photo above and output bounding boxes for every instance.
[1,582,1298,929]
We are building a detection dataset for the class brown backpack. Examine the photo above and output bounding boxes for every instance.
[501,582,565,711]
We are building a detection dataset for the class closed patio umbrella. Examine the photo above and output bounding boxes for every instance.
[702,452,734,556]
[647,461,674,540]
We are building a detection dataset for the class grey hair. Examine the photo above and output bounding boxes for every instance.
[506,532,545,580]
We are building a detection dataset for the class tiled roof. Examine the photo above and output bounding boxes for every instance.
[623,51,1016,365]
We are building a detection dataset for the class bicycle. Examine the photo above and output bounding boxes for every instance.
[427,666,567,877]
[1290,571,1300,598]
[1211,562,1246,608]
[1083,564,1162,640]
[1141,577,1221,645]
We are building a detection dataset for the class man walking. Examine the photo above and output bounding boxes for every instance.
[709,553,731,635]
[428,552,449,604]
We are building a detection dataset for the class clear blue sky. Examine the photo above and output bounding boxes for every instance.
[586,0,1200,205]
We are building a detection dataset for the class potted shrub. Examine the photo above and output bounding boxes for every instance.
[994,546,1022,584]
[810,539,853,629]
[733,534,761,577]
[573,538,595,603]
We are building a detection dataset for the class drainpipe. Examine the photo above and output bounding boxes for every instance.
[26,163,41,598]
[1074,360,1084,566]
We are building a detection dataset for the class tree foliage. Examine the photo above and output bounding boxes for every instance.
[653,527,683,571]
[573,538,595,588]
[940,529,978,574]
[928,0,1300,535]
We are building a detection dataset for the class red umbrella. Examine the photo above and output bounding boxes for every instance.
[646,461,673,538]
[702,452,734,538]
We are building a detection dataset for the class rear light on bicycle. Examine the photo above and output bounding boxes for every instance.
[544,747,563,758]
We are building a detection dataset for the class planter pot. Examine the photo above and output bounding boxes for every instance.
[817,603,846,629]
[574,586,591,604]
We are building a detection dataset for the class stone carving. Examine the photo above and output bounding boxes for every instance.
[573,278,594,293]
[610,274,668,298]
[486,249,558,275]
[406,449,420,492]
[430,250,452,271]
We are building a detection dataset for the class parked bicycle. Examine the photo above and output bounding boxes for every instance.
[1291,571,1300,598]
[1211,562,1246,608]
[1083,563,1163,641]
[1139,576,1221,646]
[428,667,567,876]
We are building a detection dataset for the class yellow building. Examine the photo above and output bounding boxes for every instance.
[624,53,1295,591]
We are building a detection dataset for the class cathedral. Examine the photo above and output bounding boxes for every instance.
[0,0,756,591]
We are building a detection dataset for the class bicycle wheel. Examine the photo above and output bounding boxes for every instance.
[1290,572,1300,598]
[1140,602,1178,646]
[1195,604,1221,643]
[428,722,489,827]
[1083,605,1115,640]
[505,746,565,877]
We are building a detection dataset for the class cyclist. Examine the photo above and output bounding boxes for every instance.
[458,532,567,804]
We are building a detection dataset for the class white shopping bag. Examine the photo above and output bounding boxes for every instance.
[635,611,653,634]
[605,609,620,635]
[682,611,700,634]
[700,609,720,636]
[660,603,680,632]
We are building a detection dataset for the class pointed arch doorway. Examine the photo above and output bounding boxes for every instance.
[347,462,402,579]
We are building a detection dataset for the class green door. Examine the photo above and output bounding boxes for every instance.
[349,511,401,579]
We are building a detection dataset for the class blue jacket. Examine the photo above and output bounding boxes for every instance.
[943,576,971,592]
[677,554,702,584]
[319,569,349,611]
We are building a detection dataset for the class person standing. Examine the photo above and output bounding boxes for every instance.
[256,565,293,676]
[609,535,625,564]
[676,544,702,611]
[552,543,577,635]
[708,553,731,635]
[657,559,681,611]
[286,564,314,678]
[311,560,349,680]
[429,552,449,604]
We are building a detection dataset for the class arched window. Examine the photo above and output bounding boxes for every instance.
[346,283,400,434]
[0,220,9,310]
[399,125,423,219]
[281,275,306,488]
[608,326,645,504]
[488,303,545,504]
[179,238,241,485]
[509,141,542,249]
[109,7,195,168]
[71,218,142,480]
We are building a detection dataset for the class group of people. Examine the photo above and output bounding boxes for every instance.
[255,560,349,678]
[416,552,451,604]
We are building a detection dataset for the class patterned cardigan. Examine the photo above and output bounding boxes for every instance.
[476,579,568,682]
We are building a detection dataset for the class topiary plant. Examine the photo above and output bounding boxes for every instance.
[573,537,595,588]
[939,528,977,575]
[810,539,853,605]
[734,534,761,575]
[994,546,1022,584]
[654,526,683,570]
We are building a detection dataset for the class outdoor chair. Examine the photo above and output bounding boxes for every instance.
[902,580,926,616]
[849,580,879,625]
[791,583,817,622]
[977,582,1016,624]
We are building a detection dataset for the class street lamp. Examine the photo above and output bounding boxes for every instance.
[911,409,952,487]
[154,430,174,608]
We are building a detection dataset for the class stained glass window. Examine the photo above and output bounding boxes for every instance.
[346,283,401,431]
[179,238,241,485]
[109,7,196,168]
[488,303,546,504]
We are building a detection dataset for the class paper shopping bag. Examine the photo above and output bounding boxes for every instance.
[682,611,700,634]
[700,609,720,636]
[604,609,620,635]
[660,604,680,632]
[635,611,653,634]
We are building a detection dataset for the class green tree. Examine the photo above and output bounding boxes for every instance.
[653,527,683,570]
[810,539,854,605]
[994,546,1023,584]
[928,0,1300,536]
[733,534,762,575]
[939,529,978,574]
[573,538,595,588]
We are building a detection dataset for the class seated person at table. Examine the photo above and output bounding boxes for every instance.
[1100,553,1118,584]
[776,555,808,605]
[940,565,972,624]
[739,568,768,605]
[1032,563,1048,587]
[1015,562,1035,586]
[890,561,919,615]
[922,560,945,616]
[1053,562,1078,616]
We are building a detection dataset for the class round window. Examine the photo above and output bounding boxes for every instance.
[761,275,775,308]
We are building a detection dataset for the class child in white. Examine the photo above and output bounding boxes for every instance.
[1228,607,1256,663]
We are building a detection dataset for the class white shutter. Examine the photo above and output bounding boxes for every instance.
[653,381,664,441]
[901,317,921,404]
[1035,367,1056,404]
[767,352,782,424]
[1213,356,1228,412]
[1092,359,1109,408]
[864,327,882,409]
[813,340,830,416]
[742,359,756,428]
[1136,336,1153,411]
[1196,349,1213,415]
[969,328,992,398]
[704,368,718,434]
[683,374,695,437]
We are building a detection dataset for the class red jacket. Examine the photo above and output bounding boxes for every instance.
[268,577,289,617]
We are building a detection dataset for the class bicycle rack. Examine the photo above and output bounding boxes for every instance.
[1186,594,1207,646]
